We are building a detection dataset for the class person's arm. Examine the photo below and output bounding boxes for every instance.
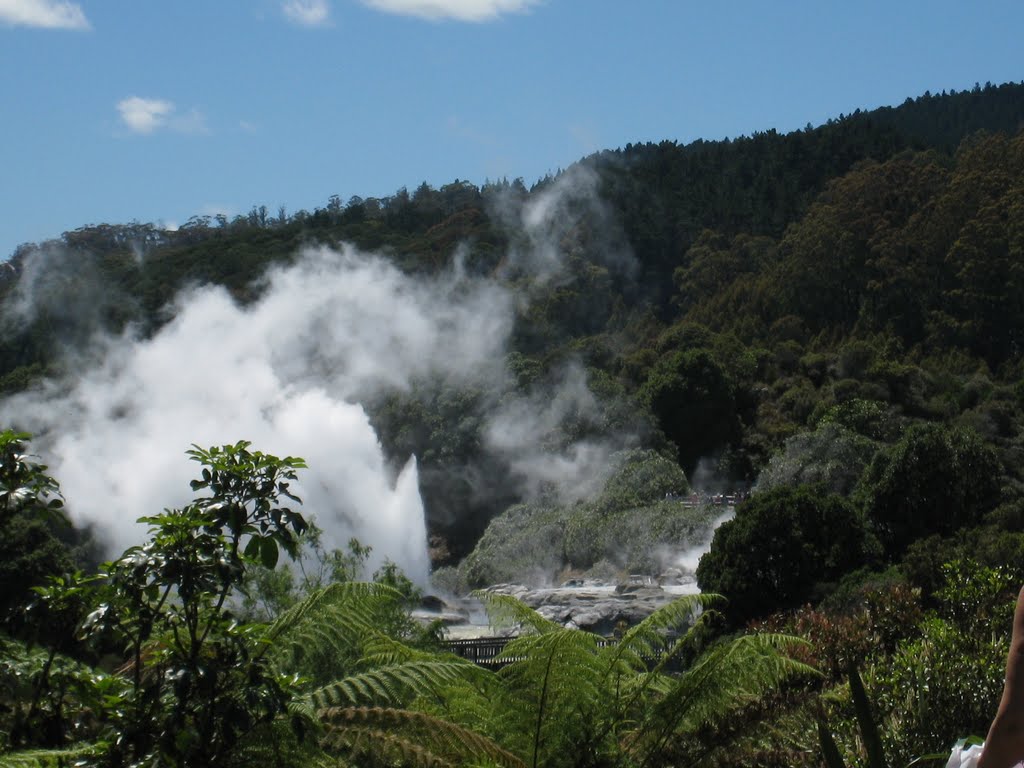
[979,587,1024,768]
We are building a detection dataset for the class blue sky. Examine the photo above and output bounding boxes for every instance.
[2,0,1023,260]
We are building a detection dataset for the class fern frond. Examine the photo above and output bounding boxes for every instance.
[592,595,726,737]
[320,706,526,768]
[498,628,601,675]
[265,581,398,647]
[668,633,817,728]
[264,581,408,685]
[471,591,560,635]
[495,629,607,766]
[286,696,321,724]
[307,660,482,709]
[630,632,819,764]
[358,630,424,666]
[615,592,722,659]
[225,715,338,768]
[358,629,479,669]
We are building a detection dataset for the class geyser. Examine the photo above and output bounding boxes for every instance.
[0,167,641,585]
[0,244,516,585]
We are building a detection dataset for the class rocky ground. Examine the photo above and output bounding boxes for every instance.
[416,568,701,638]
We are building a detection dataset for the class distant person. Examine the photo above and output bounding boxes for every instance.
[955,587,1024,767]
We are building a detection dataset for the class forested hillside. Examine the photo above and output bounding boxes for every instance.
[2,81,1024,765]
[2,82,1024,562]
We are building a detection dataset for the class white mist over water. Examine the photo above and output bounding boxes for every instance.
[672,507,735,576]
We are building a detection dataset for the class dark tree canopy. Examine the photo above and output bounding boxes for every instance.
[638,348,738,475]
[696,485,876,623]
[859,423,1003,556]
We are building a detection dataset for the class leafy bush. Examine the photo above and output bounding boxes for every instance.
[697,485,879,622]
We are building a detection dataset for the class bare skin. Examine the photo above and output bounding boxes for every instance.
[979,588,1024,768]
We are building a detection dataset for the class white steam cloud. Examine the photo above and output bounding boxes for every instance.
[0,167,637,585]
[0,0,89,29]
[497,164,635,284]
[360,0,541,22]
[1,246,517,585]
[486,362,618,502]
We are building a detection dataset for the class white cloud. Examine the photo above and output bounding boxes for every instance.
[361,0,540,21]
[282,0,331,26]
[117,96,174,134]
[0,0,89,29]
[116,97,208,136]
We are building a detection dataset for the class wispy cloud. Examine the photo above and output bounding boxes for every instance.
[174,107,209,135]
[116,97,208,136]
[282,0,331,26]
[360,0,540,22]
[0,0,90,29]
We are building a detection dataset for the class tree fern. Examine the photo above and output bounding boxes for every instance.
[260,581,511,767]
[264,581,405,685]
[584,594,726,755]
[632,632,820,766]
[306,660,482,709]
[262,581,397,646]
[359,627,479,670]
[472,591,561,635]
[497,629,605,767]
[319,707,526,768]
[611,592,722,662]
[451,591,818,768]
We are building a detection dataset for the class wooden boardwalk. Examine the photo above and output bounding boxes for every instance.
[441,637,516,666]
[442,636,647,669]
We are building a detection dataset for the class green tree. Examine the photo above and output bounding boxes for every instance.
[696,485,877,623]
[859,423,1002,556]
[0,430,75,628]
[755,423,878,497]
[638,349,738,474]
[71,441,310,767]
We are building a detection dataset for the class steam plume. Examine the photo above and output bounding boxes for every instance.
[0,169,639,583]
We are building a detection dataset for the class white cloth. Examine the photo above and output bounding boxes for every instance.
[946,744,983,768]
[947,742,1024,768]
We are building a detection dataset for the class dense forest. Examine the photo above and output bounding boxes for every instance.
[2,81,1024,766]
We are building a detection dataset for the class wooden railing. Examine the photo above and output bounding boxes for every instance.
[442,636,617,668]
[441,637,514,665]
